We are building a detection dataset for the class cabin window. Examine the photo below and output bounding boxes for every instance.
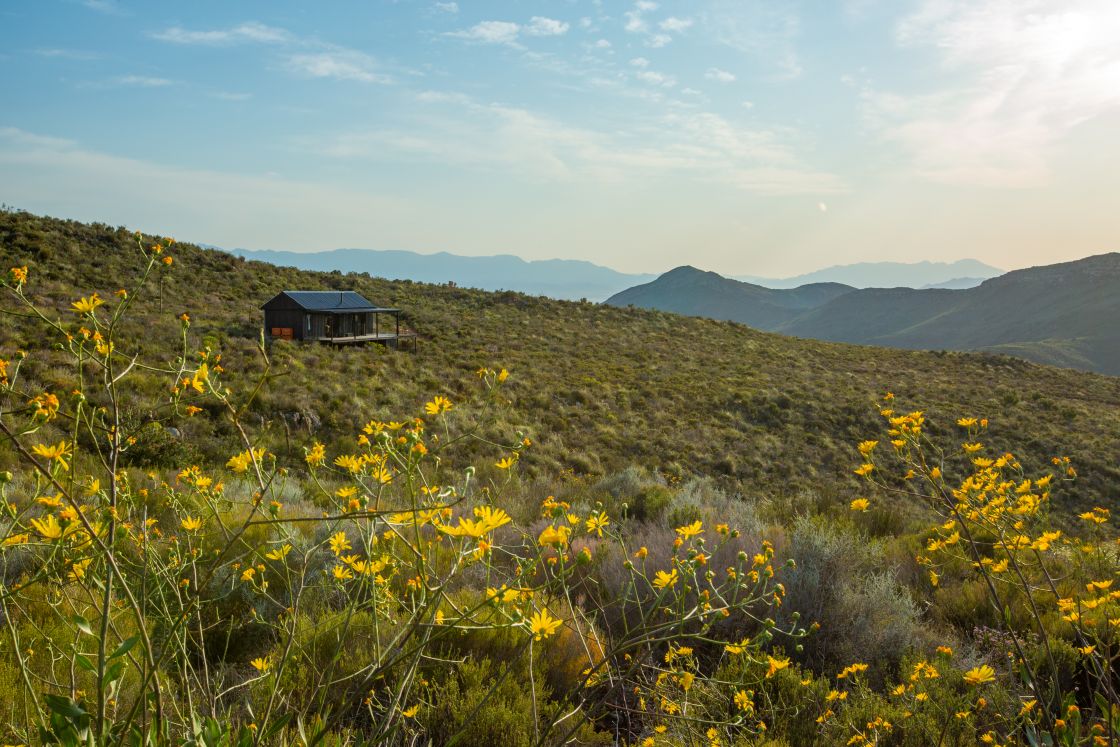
[306,317,311,333]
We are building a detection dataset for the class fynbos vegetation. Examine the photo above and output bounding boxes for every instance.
[1,214,1118,745]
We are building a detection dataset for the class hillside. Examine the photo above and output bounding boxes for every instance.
[608,258,1120,375]
[4,210,1120,745]
[233,246,656,301]
[4,210,1120,514]
[604,266,855,329]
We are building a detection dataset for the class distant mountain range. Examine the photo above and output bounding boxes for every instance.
[606,254,1120,375]
[231,248,655,302]
[229,248,1005,301]
[735,259,1003,289]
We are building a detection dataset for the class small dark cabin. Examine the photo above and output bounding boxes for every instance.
[261,291,416,348]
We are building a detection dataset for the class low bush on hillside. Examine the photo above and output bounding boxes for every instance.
[1,223,1119,744]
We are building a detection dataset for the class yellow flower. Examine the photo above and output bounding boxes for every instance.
[1079,507,1109,525]
[857,440,878,456]
[957,417,978,428]
[495,455,518,470]
[31,514,64,540]
[240,567,256,582]
[734,689,753,712]
[226,448,265,474]
[265,544,292,561]
[32,441,72,470]
[854,463,874,477]
[424,396,453,415]
[497,368,509,382]
[305,442,325,467]
[765,655,790,678]
[1031,530,1061,551]
[679,672,695,691]
[439,506,512,538]
[634,546,648,559]
[332,565,354,580]
[329,531,351,555]
[675,520,703,540]
[250,657,271,673]
[538,524,571,547]
[585,511,610,537]
[401,705,420,718]
[653,568,678,589]
[180,516,203,532]
[963,665,995,686]
[9,265,28,284]
[68,558,92,582]
[71,293,104,315]
[837,662,868,679]
[962,442,983,453]
[30,392,60,420]
[528,608,562,641]
[850,498,870,512]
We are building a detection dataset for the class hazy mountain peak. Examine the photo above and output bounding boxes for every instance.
[736,258,1004,289]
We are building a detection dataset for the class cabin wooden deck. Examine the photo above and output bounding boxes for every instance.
[315,330,418,347]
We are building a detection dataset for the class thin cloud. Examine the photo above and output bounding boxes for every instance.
[317,92,845,195]
[446,20,522,45]
[446,17,568,46]
[866,0,1120,186]
[35,48,101,60]
[704,1,803,79]
[151,22,290,46]
[659,17,694,32]
[705,68,736,83]
[526,17,570,36]
[286,50,392,83]
[433,2,459,13]
[86,75,173,88]
[636,70,676,87]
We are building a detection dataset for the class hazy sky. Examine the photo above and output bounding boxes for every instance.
[2,0,1119,276]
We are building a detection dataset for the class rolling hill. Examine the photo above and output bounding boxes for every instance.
[607,256,1120,375]
[4,209,1120,514]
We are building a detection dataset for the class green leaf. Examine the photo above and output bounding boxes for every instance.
[71,615,93,637]
[102,660,124,686]
[263,713,291,740]
[109,635,139,659]
[44,693,88,720]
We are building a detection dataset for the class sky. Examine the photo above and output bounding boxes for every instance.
[2,0,1119,277]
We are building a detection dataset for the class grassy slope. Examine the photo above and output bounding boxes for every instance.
[4,209,1120,516]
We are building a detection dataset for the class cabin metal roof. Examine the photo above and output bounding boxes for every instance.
[263,291,398,313]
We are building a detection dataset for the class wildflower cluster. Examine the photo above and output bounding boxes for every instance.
[855,394,1120,744]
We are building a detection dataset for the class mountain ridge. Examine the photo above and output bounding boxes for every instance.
[735,258,1003,289]
[607,254,1120,375]
[232,247,656,302]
